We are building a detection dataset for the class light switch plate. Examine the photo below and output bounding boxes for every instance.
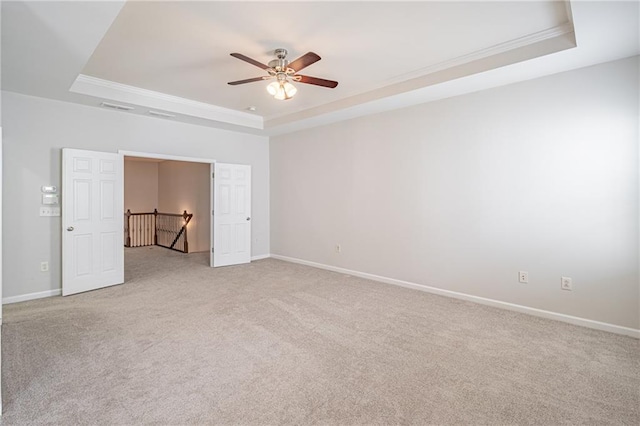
[42,194,59,205]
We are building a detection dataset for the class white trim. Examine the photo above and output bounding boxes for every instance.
[70,74,264,130]
[214,163,216,268]
[119,150,216,164]
[270,254,640,339]
[3,289,62,305]
[251,254,271,261]
[69,22,572,133]
[564,0,574,26]
[265,22,575,130]
[4,253,635,338]
[382,22,574,87]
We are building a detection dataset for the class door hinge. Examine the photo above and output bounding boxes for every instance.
[212,209,214,215]
[212,172,215,178]
[211,248,214,253]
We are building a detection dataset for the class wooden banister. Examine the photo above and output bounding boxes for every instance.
[124,209,193,253]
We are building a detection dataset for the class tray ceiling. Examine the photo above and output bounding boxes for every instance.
[2,1,639,135]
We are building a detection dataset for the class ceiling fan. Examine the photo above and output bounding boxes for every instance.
[228,48,338,100]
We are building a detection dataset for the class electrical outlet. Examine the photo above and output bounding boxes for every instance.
[561,276,573,291]
[40,261,49,272]
[335,244,341,253]
[518,271,528,283]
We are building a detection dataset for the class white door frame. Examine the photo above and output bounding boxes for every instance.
[118,151,216,165]
[118,150,216,264]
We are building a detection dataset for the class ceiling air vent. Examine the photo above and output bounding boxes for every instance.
[148,110,175,118]
[100,101,134,111]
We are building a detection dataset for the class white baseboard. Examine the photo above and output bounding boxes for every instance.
[270,254,640,339]
[4,256,637,339]
[0,256,274,304]
[251,254,271,261]
[2,289,62,305]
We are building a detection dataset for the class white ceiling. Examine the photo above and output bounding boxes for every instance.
[2,1,639,136]
[82,1,568,118]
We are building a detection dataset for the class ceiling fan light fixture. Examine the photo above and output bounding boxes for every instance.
[273,85,287,100]
[266,81,280,96]
[284,81,297,97]
[268,80,297,100]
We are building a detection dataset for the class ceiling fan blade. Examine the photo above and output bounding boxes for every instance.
[288,52,321,72]
[296,75,339,88]
[230,53,271,70]
[227,76,269,85]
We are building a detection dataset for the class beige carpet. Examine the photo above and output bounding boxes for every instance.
[1,246,638,425]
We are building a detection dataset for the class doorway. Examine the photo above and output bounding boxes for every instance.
[124,157,210,253]
[124,155,211,279]
[120,150,214,270]
[61,149,252,296]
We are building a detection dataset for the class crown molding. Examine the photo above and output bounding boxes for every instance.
[381,22,575,87]
[265,21,576,131]
[70,20,574,133]
[70,74,264,129]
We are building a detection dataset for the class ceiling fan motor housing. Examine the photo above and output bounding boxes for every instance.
[269,48,293,73]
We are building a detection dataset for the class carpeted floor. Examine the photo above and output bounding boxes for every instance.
[1,246,638,425]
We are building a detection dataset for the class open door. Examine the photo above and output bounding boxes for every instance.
[62,149,124,296]
[212,163,251,267]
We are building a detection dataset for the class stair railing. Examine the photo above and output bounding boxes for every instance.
[124,209,193,253]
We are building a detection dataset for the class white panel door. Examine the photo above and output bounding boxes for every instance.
[62,149,124,296]
[213,163,251,267]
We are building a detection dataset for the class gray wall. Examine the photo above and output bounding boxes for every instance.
[2,91,269,299]
[270,56,639,329]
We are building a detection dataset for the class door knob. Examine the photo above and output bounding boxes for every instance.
[67,226,74,231]
[246,217,251,221]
